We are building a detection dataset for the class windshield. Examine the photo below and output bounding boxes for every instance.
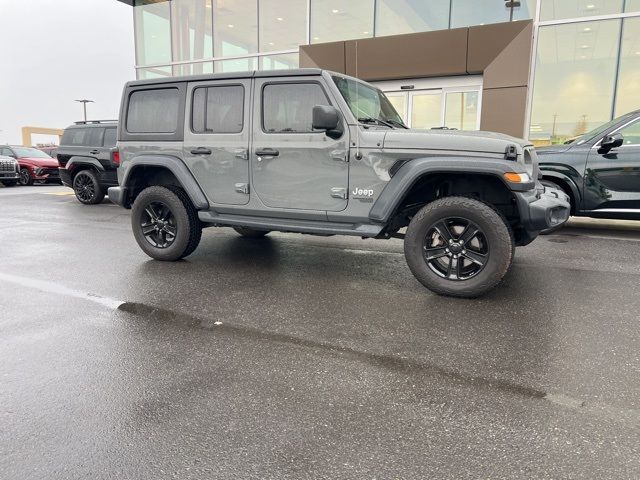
[12,147,52,159]
[332,76,405,127]
[574,112,636,145]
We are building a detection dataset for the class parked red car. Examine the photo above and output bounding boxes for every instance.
[0,146,61,186]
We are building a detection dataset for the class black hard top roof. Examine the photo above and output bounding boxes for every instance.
[126,68,329,88]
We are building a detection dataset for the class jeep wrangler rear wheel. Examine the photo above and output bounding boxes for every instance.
[132,186,202,261]
[233,227,270,238]
[404,196,514,298]
[73,170,105,205]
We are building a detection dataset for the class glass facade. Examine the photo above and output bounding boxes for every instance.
[133,0,535,78]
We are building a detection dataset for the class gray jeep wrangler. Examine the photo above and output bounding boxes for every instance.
[108,69,569,298]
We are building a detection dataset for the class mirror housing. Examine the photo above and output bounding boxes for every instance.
[600,132,624,151]
[312,105,342,138]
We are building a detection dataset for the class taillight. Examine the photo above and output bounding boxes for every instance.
[112,150,120,166]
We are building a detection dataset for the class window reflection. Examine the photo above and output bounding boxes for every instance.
[259,0,307,52]
[627,0,640,12]
[310,0,374,43]
[529,20,621,145]
[450,0,510,28]
[540,0,623,21]
[213,0,257,58]
[411,93,442,129]
[260,54,299,71]
[615,18,640,116]
[134,0,172,66]
[512,0,537,21]
[214,57,257,73]
[137,66,173,80]
[375,0,449,37]
[171,0,213,75]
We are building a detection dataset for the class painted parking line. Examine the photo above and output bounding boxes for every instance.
[41,191,76,196]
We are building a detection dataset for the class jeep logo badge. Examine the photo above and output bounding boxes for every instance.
[352,187,374,198]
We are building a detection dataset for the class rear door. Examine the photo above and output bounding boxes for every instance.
[183,79,251,206]
[584,117,640,217]
[251,77,349,212]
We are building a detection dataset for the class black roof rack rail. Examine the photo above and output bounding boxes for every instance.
[73,120,118,125]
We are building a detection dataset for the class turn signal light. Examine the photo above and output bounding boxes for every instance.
[504,172,531,183]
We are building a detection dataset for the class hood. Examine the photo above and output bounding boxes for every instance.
[19,156,59,168]
[535,144,573,155]
[382,129,532,156]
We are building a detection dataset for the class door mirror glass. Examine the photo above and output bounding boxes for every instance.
[600,132,624,150]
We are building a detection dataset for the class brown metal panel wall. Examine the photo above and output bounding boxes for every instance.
[299,21,534,138]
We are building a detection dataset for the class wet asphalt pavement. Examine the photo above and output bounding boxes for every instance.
[1,184,640,479]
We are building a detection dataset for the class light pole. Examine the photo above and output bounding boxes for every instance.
[74,99,94,122]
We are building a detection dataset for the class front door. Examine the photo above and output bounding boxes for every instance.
[183,79,251,205]
[251,78,349,212]
[584,118,640,218]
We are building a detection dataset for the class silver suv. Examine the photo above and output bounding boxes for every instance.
[0,155,20,187]
[108,69,569,298]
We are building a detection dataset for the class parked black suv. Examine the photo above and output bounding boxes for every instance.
[57,121,119,204]
[539,110,640,225]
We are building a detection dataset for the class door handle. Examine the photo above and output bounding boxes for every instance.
[89,149,100,155]
[255,148,279,158]
[191,147,212,155]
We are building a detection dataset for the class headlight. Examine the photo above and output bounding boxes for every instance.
[503,172,531,183]
[33,167,42,175]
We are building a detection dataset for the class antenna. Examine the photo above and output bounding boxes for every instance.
[355,41,362,161]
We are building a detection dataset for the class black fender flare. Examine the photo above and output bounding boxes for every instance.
[121,154,209,210]
[538,170,581,208]
[369,156,534,223]
[66,156,105,174]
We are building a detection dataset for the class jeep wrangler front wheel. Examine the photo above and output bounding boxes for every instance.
[131,186,202,261]
[404,196,514,298]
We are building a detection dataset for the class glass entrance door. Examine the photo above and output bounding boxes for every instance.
[374,76,482,131]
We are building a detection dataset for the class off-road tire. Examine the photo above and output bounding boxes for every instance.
[19,168,33,186]
[73,169,105,205]
[404,196,514,298]
[233,227,270,238]
[131,185,202,261]
[539,179,569,235]
[1,180,17,187]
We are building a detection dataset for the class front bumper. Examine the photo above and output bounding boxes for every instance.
[515,186,570,242]
[0,172,20,181]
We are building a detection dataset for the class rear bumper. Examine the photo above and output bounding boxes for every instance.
[515,186,571,242]
[60,168,72,187]
[107,186,129,207]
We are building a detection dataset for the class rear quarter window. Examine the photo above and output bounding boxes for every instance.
[126,88,180,134]
[61,128,89,146]
[104,128,117,147]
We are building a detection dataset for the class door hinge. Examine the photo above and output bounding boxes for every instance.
[235,183,249,194]
[234,148,248,160]
[330,149,348,162]
[330,187,347,199]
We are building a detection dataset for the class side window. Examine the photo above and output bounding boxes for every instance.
[192,85,244,134]
[103,128,117,147]
[262,83,330,133]
[619,120,640,146]
[61,128,89,146]
[87,128,105,147]
[127,88,179,134]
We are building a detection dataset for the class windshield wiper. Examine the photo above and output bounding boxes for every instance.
[358,117,394,128]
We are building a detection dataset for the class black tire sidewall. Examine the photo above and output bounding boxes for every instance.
[404,197,514,298]
[19,168,32,186]
[131,186,192,261]
[73,170,104,205]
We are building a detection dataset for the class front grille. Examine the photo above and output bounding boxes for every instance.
[0,160,15,172]
[40,168,59,176]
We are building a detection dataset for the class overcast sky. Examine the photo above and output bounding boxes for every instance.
[0,0,135,145]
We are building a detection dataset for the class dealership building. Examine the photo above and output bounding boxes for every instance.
[117,0,640,144]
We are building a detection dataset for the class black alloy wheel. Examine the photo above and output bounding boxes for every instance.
[423,217,489,281]
[73,170,105,205]
[404,196,514,298]
[19,168,32,186]
[140,202,178,249]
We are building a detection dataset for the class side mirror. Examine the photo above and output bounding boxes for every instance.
[312,105,342,138]
[600,133,623,151]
